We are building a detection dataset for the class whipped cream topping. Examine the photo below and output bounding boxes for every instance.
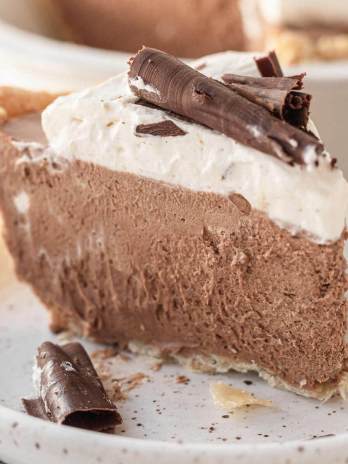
[42,51,348,243]
[256,0,348,27]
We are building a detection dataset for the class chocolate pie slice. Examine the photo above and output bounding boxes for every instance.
[1,50,348,400]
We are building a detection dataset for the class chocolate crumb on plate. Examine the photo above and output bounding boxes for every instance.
[176,375,190,385]
[23,341,122,432]
[243,380,253,386]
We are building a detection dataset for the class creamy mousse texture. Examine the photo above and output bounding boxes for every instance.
[0,51,348,399]
[241,0,348,63]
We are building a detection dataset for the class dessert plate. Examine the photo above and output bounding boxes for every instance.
[1,247,348,464]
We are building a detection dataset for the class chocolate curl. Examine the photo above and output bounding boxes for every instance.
[284,91,311,129]
[129,47,324,166]
[221,74,311,128]
[23,342,122,432]
[255,51,284,77]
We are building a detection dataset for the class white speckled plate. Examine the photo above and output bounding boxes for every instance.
[1,239,348,464]
[1,7,348,462]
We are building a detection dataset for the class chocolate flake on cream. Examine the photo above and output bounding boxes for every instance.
[136,120,186,137]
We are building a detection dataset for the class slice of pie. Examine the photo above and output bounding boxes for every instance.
[0,49,347,400]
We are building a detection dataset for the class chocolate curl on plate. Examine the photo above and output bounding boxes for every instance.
[255,51,284,77]
[129,47,324,166]
[221,73,311,129]
[23,342,122,432]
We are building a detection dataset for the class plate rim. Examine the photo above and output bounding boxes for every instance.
[1,403,348,458]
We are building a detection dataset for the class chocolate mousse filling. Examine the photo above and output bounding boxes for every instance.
[0,107,347,400]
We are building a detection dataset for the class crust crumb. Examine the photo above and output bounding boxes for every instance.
[150,361,163,371]
[210,382,272,410]
[0,106,8,125]
[0,87,62,120]
[118,372,150,392]
[90,346,119,361]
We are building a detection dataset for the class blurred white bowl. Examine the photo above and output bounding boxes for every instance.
[0,3,347,174]
[0,19,129,92]
[289,62,348,175]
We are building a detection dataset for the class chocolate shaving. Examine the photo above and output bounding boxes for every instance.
[136,120,186,137]
[128,47,324,166]
[222,74,304,91]
[23,342,122,432]
[255,51,284,77]
[195,62,207,71]
[221,74,310,128]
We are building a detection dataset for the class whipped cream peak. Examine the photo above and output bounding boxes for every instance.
[42,51,348,243]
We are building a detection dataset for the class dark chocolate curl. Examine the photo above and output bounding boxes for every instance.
[23,342,122,432]
[129,47,323,166]
[284,91,311,129]
[255,51,284,77]
[222,74,310,128]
